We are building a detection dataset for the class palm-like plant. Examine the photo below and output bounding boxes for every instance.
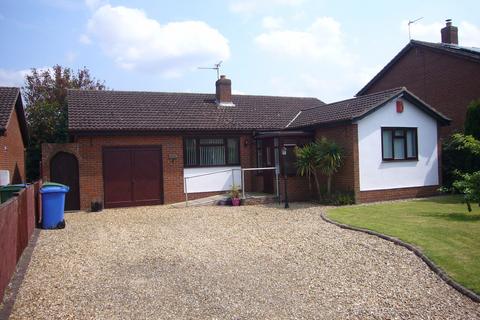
[295,137,343,199]
[317,137,343,195]
[295,143,321,199]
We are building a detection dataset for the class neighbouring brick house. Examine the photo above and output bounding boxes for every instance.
[42,76,449,210]
[357,20,480,138]
[0,87,29,185]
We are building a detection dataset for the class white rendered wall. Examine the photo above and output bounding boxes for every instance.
[184,166,242,193]
[356,99,439,191]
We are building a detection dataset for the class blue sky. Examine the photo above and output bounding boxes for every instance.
[1,0,479,102]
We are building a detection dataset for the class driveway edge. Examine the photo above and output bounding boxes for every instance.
[320,212,480,303]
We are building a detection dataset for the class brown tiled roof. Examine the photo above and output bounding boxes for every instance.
[288,87,450,129]
[0,87,28,144]
[67,90,325,133]
[357,40,480,95]
[0,87,20,131]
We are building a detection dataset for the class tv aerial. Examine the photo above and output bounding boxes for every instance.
[198,61,223,79]
[408,17,424,40]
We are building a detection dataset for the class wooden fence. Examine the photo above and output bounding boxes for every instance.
[0,182,41,301]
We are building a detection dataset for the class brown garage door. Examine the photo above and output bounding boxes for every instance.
[103,146,163,208]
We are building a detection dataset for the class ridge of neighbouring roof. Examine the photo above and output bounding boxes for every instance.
[288,87,450,129]
[67,89,326,133]
[0,87,20,131]
[356,40,480,96]
[0,86,29,144]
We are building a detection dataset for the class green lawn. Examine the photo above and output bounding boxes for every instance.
[327,195,480,294]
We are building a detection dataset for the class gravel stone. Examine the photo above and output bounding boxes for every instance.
[7,203,480,319]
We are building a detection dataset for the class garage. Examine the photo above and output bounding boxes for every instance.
[103,146,163,208]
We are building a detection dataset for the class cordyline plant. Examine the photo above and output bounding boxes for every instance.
[295,137,343,199]
[452,171,480,212]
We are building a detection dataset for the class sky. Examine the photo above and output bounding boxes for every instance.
[0,0,479,102]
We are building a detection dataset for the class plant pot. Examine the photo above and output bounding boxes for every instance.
[231,197,241,206]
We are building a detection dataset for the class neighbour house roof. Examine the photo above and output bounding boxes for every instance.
[357,40,480,96]
[67,90,325,133]
[287,87,451,129]
[0,87,29,144]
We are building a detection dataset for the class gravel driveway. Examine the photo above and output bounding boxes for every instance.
[6,203,480,319]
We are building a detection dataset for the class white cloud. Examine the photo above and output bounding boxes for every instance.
[84,0,105,11]
[84,4,230,76]
[0,69,30,87]
[0,67,55,87]
[65,51,77,63]
[459,21,480,47]
[79,34,91,44]
[261,16,283,29]
[401,20,480,47]
[255,17,354,67]
[229,0,305,14]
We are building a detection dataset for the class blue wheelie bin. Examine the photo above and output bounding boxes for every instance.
[40,182,69,229]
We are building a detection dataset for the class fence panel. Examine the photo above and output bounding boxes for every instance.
[0,199,19,300]
[0,182,41,301]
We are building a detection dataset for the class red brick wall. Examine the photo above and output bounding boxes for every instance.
[0,109,26,183]
[358,185,439,203]
[43,134,254,210]
[361,46,480,138]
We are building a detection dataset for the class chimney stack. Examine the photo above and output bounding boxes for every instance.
[441,19,458,45]
[215,75,235,107]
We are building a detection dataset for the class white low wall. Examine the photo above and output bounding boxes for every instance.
[184,166,242,193]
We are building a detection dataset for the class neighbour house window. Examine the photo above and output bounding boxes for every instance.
[184,137,240,167]
[381,127,418,161]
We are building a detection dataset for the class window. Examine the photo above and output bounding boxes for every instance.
[256,140,263,173]
[283,146,297,175]
[381,128,418,161]
[184,137,240,167]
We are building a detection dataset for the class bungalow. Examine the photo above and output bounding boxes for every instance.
[42,76,449,210]
[0,87,29,185]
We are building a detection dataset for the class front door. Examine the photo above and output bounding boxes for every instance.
[263,139,275,194]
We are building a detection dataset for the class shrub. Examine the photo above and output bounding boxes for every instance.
[442,133,480,187]
[465,99,480,140]
[316,190,355,206]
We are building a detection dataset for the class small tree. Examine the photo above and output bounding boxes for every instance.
[23,65,106,180]
[316,137,343,195]
[452,171,480,212]
[465,99,480,140]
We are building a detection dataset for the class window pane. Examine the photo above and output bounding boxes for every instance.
[200,145,225,165]
[406,129,417,158]
[382,130,393,159]
[199,138,224,145]
[395,129,404,137]
[285,147,297,175]
[185,138,196,166]
[266,147,272,166]
[227,138,239,164]
[394,138,405,159]
[256,140,263,167]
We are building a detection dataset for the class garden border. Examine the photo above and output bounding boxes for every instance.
[320,212,480,303]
